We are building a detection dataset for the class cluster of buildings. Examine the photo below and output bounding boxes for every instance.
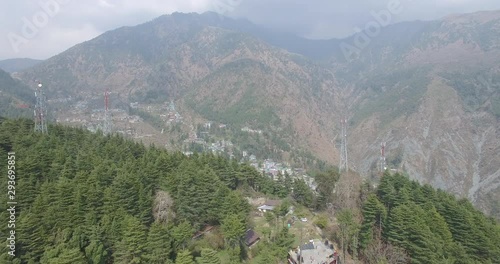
[184,129,206,145]
[208,140,234,154]
[245,157,317,191]
[165,101,183,124]
[243,155,293,178]
[253,200,339,263]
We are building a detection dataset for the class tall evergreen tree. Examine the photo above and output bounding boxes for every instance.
[144,222,173,263]
[196,248,220,264]
[221,214,246,248]
[175,249,195,264]
[359,194,386,249]
[113,216,147,263]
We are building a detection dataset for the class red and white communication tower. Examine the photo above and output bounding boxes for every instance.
[379,142,387,172]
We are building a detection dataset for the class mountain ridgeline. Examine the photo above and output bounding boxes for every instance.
[0,58,41,73]
[15,10,500,218]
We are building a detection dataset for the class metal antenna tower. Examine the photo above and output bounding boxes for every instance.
[339,117,348,173]
[379,142,387,172]
[34,81,48,134]
[102,90,113,135]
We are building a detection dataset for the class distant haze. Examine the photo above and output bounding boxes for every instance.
[1,0,500,59]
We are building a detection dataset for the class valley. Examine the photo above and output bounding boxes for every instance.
[1,7,500,264]
[3,10,500,218]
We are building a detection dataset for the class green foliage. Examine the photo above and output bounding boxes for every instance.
[144,222,173,263]
[292,178,314,207]
[351,68,431,126]
[359,194,386,249]
[130,88,170,104]
[196,248,221,264]
[337,209,360,262]
[314,214,328,229]
[175,249,195,264]
[264,211,275,225]
[360,172,500,263]
[113,215,148,263]
[187,60,281,128]
[171,221,195,251]
[441,69,500,116]
[314,169,340,210]
[221,214,246,248]
[271,227,295,259]
[40,244,87,264]
[0,118,297,263]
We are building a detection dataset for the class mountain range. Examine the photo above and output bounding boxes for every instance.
[8,10,500,217]
[0,58,41,73]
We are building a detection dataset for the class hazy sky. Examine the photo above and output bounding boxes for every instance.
[1,0,500,60]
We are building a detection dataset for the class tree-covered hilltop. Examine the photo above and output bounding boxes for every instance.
[357,172,500,264]
[1,118,499,264]
[0,118,296,264]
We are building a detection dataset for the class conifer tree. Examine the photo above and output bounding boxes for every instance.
[196,248,220,264]
[144,222,173,263]
[172,221,194,251]
[359,194,386,249]
[84,236,108,264]
[113,215,147,263]
[175,249,195,264]
[221,214,246,248]
[40,245,87,264]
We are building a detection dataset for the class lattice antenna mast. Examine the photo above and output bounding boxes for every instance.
[102,90,113,135]
[379,142,386,172]
[339,117,348,173]
[34,81,48,134]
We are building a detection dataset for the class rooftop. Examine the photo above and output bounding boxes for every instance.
[244,229,260,247]
[289,239,337,264]
[257,205,275,211]
[264,200,281,207]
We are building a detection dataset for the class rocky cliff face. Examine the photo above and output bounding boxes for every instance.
[349,77,500,215]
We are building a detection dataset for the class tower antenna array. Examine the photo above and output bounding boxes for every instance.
[102,90,113,135]
[379,142,386,172]
[34,81,48,134]
[339,117,348,173]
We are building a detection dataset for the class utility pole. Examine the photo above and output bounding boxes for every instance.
[102,90,113,135]
[34,81,48,134]
[339,117,348,173]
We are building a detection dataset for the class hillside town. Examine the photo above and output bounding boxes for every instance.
[54,98,320,194]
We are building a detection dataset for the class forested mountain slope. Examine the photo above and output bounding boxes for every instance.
[14,11,500,217]
[0,118,299,263]
[359,173,500,264]
[1,119,499,263]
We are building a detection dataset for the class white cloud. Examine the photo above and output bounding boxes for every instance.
[98,0,116,8]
